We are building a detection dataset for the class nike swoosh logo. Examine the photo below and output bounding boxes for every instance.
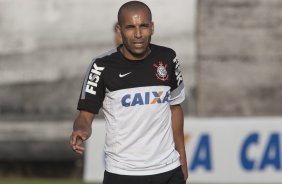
[119,72,132,77]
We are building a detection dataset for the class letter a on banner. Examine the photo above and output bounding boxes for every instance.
[190,134,212,171]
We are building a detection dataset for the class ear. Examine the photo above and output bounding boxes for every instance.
[151,22,154,35]
[115,23,123,45]
[115,23,121,34]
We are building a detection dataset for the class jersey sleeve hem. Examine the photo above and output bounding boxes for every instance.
[77,100,100,114]
[169,85,186,105]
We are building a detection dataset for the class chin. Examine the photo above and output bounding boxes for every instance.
[134,51,147,57]
[134,46,149,53]
[134,49,146,54]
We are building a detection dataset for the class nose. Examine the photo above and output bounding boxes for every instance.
[134,27,142,39]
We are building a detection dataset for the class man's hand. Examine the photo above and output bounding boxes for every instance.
[70,130,87,154]
[70,111,94,154]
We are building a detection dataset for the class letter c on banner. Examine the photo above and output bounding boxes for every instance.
[240,133,258,170]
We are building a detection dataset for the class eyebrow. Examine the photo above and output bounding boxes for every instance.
[140,23,150,26]
[124,22,150,28]
[125,24,136,28]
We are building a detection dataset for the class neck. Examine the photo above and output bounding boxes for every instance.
[120,46,151,61]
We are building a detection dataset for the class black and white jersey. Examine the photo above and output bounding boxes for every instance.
[78,44,185,175]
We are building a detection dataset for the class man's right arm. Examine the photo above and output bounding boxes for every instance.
[70,110,95,154]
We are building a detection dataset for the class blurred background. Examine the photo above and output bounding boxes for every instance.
[0,0,281,183]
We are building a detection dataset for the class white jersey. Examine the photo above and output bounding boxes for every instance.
[78,44,185,175]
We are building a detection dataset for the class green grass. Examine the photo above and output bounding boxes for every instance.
[0,179,274,184]
[0,179,100,184]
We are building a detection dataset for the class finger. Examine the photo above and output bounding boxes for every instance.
[72,132,87,144]
[78,133,87,141]
[73,147,84,154]
[74,149,84,155]
[73,145,85,154]
[75,145,85,152]
[72,139,84,150]
[76,137,84,146]
[70,135,75,146]
[70,132,78,145]
[73,144,83,150]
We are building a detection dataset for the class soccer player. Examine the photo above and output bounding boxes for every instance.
[70,1,188,183]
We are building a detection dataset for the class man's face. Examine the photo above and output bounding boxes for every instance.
[117,9,154,60]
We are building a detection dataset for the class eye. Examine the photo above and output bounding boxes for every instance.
[125,25,135,29]
[140,24,150,28]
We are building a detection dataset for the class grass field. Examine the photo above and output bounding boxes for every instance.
[0,179,269,184]
[0,179,250,184]
[0,179,100,184]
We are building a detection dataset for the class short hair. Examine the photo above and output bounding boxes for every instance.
[118,1,152,24]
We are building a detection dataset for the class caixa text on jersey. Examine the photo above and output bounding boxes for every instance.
[121,91,170,107]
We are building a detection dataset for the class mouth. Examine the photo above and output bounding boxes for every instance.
[133,41,145,48]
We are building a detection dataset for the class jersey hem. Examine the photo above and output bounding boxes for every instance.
[105,160,180,176]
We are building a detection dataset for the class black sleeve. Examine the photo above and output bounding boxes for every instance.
[77,59,105,114]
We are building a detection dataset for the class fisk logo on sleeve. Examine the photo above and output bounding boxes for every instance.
[173,58,183,86]
[85,63,105,95]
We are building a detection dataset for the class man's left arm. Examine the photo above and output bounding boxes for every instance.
[171,104,188,181]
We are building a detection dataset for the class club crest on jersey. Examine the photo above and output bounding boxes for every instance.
[153,61,168,81]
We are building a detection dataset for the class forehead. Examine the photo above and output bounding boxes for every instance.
[120,9,151,24]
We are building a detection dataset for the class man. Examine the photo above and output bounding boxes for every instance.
[70,1,188,184]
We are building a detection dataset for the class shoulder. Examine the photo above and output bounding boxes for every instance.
[150,44,176,58]
[91,48,119,66]
[82,48,118,77]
